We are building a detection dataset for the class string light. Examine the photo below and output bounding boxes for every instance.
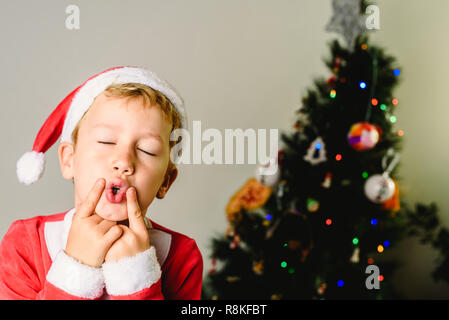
[383,240,390,248]
[326,219,332,226]
[352,237,359,245]
[377,245,384,253]
[359,81,367,89]
[266,214,272,221]
[330,90,337,98]
[393,69,400,76]
[288,268,295,274]
[337,280,344,287]
[371,219,377,225]
[380,104,387,111]
[315,142,322,150]
[335,154,342,161]
[281,261,287,268]
[398,130,404,136]
[367,258,374,264]
[362,171,368,179]
[390,115,397,123]
[392,98,399,105]
[361,44,368,50]
[371,98,378,106]
[378,275,384,282]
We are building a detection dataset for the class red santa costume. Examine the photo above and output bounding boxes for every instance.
[0,66,203,300]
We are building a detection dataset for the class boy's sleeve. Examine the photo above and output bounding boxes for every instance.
[0,220,105,300]
[102,238,203,300]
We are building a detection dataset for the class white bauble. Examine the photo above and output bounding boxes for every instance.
[364,174,395,203]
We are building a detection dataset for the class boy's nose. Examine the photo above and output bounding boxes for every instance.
[112,159,134,175]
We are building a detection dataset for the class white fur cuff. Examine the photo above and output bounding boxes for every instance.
[102,247,161,296]
[46,250,105,299]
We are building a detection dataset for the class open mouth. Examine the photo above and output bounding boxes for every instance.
[105,178,129,204]
[112,187,120,195]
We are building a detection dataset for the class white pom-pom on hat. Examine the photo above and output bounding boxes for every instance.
[16,66,187,185]
[17,151,46,185]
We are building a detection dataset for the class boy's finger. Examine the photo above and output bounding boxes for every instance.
[126,187,147,237]
[97,219,117,235]
[103,225,123,246]
[76,178,105,218]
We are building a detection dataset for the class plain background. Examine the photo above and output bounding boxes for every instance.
[1,0,448,299]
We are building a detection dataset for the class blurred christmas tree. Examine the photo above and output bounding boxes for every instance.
[202,0,449,299]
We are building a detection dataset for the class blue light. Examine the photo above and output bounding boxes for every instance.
[359,81,367,89]
[266,214,272,221]
[383,240,390,248]
[315,142,322,150]
[337,280,344,287]
[393,69,400,76]
[371,219,377,225]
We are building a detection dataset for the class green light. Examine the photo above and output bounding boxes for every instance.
[283,243,288,247]
[281,261,287,268]
[390,115,397,123]
[362,171,368,179]
[352,237,359,245]
[380,104,387,111]
[288,268,295,274]
[330,90,336,98]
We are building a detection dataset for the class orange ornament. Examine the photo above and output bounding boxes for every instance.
[226,178,272,222]
[382,179,400,213]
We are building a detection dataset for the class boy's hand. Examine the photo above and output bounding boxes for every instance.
[65,178,123,268]
[104,187,150,263]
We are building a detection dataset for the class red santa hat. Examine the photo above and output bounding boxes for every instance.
[16,66,187,185]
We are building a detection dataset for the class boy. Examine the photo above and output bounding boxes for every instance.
[0,66,203,299]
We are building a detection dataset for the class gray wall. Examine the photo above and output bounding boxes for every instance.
[1,0,448,298]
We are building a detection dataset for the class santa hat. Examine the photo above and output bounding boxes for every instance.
[16,66,187,185]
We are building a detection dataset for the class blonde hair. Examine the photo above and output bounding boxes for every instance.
[71,82,182,172]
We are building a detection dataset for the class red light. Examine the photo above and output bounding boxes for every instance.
[378,275,384,282]
[371,98,378,106]
[335,154,342,161]
[326,219,332,226]
[392,99,399,105]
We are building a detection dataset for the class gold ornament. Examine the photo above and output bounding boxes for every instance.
[226,178,272,223]
[252,260,264,275]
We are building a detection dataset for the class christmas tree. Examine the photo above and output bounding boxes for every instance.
[202,0,449,300]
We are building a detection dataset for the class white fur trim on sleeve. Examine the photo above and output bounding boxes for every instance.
[102,247,161,296]
[46,250,105,299]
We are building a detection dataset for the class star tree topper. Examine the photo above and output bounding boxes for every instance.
[325,0,366,52]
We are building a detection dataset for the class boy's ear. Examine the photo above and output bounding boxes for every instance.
[156,166,178,199]
[58,142,75,180]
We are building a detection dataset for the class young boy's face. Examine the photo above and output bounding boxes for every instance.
[59,91,178,221]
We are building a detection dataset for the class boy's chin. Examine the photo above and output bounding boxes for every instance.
[95,202,128,221]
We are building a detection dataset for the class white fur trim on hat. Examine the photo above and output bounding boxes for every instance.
[16,151,45,185]
[60,67,187,144]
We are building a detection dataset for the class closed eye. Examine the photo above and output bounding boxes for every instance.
[138,149,156,156]
[98,141,155,156]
